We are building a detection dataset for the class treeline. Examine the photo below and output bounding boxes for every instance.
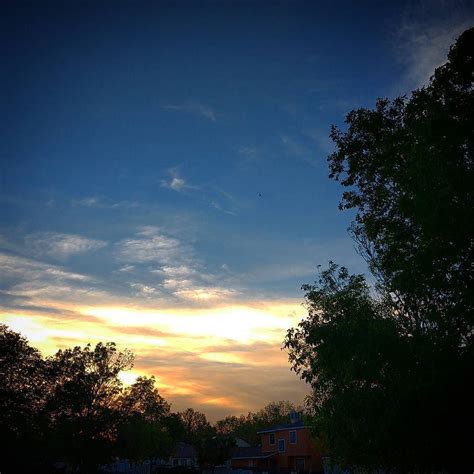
[0,324,299,473]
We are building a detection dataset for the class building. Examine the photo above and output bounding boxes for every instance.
[231,414,323,473]
[169,441,198,468]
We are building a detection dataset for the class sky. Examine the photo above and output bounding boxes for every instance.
[1,0,473,422]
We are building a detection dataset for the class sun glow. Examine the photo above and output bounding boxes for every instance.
[1,299,308,420]
[78,303,300,344]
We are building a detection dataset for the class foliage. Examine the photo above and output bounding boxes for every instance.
[0,324,48,471]
[117,376,172,462]
[44,342,134,471]
[215,400,301,445]
[195,434,236,471]
[178,407,214,445]
[329,28,474,344]
[284,28,474,472]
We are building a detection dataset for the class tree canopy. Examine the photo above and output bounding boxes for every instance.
[285,28,474,472]
[329,27,474,344]
[1,323,299,473]
[0,325,174,473]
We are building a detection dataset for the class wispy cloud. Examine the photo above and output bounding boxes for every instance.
[161,103,217,122]
[160,169,197,193]
[160,168,239,215]
[305,128,334,155]
[393,1,474,91]
[0,228,316,420]
[237,147,259,159]
[71,196,139,209]
[116,226,183,264]
[0,253,92,284]
[25,232,107,259]
[280,134,322,167]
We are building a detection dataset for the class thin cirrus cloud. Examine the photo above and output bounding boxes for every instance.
[160,169,195,193]
[71,196,139,209]
[280,134,319,167]
[25,232,107,259]
[115,226,183,264]
[0,234,310,421]
[160,169,239,216]
[0,225,320,420]
[393,2,474,91]
[160,103,217,122]
[0,252,92,285]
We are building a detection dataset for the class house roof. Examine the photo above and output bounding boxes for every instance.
[171,442,197,458]
[234,437,251,448]
[231,447,276,460]
[257,420,306,434]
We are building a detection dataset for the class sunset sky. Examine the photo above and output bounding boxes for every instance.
[1,0,472,421]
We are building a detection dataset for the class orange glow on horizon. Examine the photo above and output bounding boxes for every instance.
[0,299,309,421]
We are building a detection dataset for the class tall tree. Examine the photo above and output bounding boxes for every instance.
[285,29,474,472]
[178,408,214,445]
[117,376,172,462]
[329,28,474,344]
[0,325,48,472]
[45,342,134,472]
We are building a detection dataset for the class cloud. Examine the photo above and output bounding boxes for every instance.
[116,227,182,264]
[305,128,334,155]
[173,286,238,302]
[161,103,217,122]
[160,169,195,193]
[393,1,474,91]
[25,232,107,259]
[237,147,259,159]
[73,196,99,207]
[160,169,239,215]
[280,134,322,167]
[0,253,92,284]
[0,247,310,422]
[0,252,114,306]
[71,196,139,209]
[152,265,197,277]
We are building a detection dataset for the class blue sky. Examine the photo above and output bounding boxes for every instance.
[1,0,473,420]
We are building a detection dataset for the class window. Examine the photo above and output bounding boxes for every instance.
[269,432,275,445]
[278,439,285,453]
[289,430,297,444]
[172,459,179,467]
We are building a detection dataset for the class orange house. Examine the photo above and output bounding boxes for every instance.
[231,415,323,473]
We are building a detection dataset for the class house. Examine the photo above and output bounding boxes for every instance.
[169,441,198,468]
[231,413,323,473]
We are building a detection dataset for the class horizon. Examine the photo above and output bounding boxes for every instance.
[1,0,473,423]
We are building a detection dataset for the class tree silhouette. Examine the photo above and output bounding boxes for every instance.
[178,407,214,445]
[117,376,173,462]
[44,342,134,471]
[285,29,474,472]
[0,325,48,471]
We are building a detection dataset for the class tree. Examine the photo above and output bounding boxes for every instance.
[117,376,172,462]
[285,29,474,472]
[329,28,474,344]
[45,342,134,472]
[178,408,214,445]
[0,325,48,472]
[285,265,412,469]
[195,434,235,473]
[215,401,301,445]
[164,412,187,443]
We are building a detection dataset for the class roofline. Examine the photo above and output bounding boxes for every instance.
[257,425,308,434]
[232,453,277,460]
